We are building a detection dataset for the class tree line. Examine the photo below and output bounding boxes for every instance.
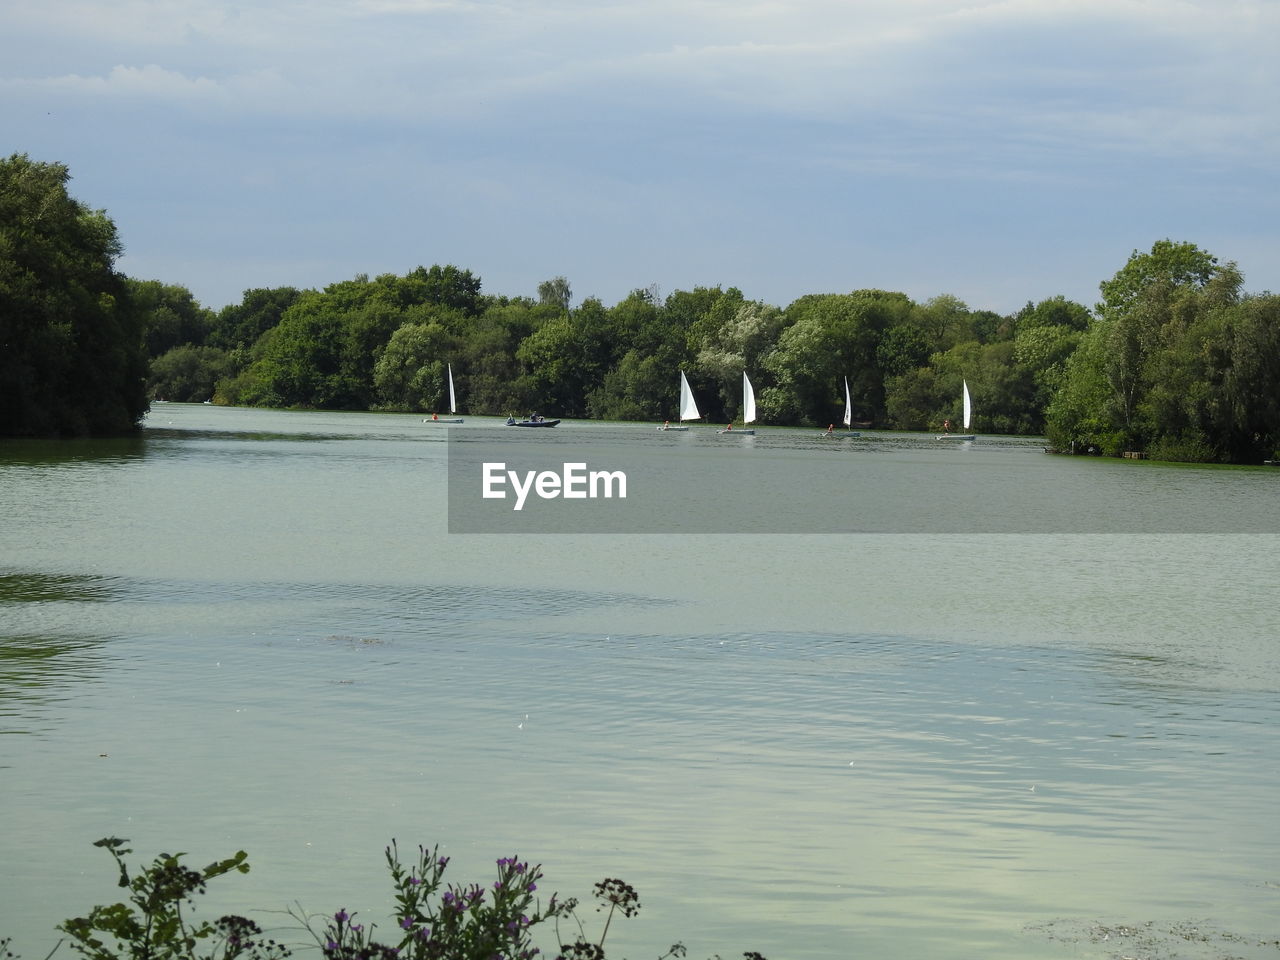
[4,153,1279,463]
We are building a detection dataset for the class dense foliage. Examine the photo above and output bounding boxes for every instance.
[1045,241,1280,462]
[0,154,149,437]
[167,278,1090,437]
[6,156,1278,461]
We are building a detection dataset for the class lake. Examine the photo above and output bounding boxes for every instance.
[2,404,1278,960]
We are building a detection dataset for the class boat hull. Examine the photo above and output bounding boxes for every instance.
[935,434,975,441]
[717,429,755,435]
[657,425,690,431]
[424,418,463,423]
[823,431,861,438]
[510,419,560,427]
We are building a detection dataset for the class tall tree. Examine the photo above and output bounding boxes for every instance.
[128,279,215,358]
[0,153,148,436]
[537,276,572,312]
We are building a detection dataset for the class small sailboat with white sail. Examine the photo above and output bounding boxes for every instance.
[823,377,861,438]
[424,363,464,423]
[718,372,756,435]
[935,379,975,440]
[657,370,701,430]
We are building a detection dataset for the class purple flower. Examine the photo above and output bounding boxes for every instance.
[400,917,413,930]
[408,876,421,886]
[527,883,536,892]
[335,911,349,923]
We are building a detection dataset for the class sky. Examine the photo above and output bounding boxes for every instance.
[3,0,1277,315]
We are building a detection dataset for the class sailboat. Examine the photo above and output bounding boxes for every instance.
[424,363,463,423]
[823,377,861,438]
[718,372,756,435]
[657,370,701,430]
[936,379,975,440]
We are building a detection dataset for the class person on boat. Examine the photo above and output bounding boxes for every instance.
[725,422,732,431]
[662,420,670,430]
[942,418,952,434]
[826,423,834,435]
[431,413,438,421]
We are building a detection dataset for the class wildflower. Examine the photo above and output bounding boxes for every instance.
[593,879,640,918]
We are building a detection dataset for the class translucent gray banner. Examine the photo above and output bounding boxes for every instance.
[446,425,1280,533]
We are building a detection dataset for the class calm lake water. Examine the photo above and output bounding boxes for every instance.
[2,404,1278,960]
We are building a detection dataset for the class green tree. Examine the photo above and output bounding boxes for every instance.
[696,302,784,387]
[537,276,572,312]
[373,321,454,411]
[455,300,541,414]
[1012,294,1090,333]
[1013,322,1082,419]
[208,287,304,351]
[1044,324,1132,455]
[149,344,234,403]
[767,290,908,425]
[1048,241,1230,455]
[397,264,483,316]
[0,153,148,436]
[128,279,215,358]
[1215,292,1280,461]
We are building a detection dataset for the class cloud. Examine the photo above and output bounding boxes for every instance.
[4,0,1276,310]
[0,62,293,114]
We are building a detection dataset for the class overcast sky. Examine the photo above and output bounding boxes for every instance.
[4,0,1277,314]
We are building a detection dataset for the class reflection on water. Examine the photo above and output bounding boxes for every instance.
[0,405,1277,960]
[0,573,126,738]
[0,436,146,466]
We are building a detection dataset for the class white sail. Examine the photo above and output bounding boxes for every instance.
[447,363,457,414]
[679,370,701,421]
[843,377,852,427]
[962,379,972,430]
[743,372,756,425]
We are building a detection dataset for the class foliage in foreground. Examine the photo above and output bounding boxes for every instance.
[1,839,765,960]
